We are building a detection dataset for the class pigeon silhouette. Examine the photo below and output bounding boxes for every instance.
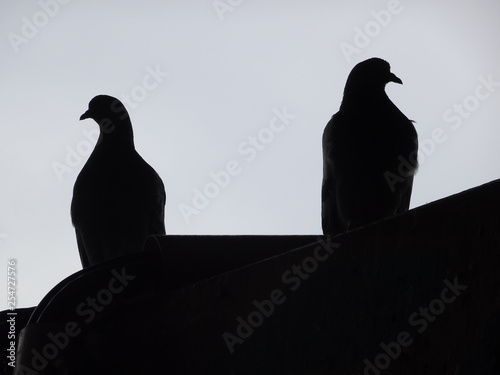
[322,58,418,235]
[71,95,166,267]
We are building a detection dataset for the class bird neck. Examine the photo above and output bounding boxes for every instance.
[96,117,135,149]
[340,87,389,111]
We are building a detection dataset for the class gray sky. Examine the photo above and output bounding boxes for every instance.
[1,1,500,309]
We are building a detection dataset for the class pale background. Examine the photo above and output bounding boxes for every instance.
[1,0,499,309]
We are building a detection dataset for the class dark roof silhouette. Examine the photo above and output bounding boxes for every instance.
[322,57,418,235]
[71,95,166,268]
[7,179,500,374]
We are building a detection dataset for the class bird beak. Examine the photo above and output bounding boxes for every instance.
[389,73,403,85]
[80,110,92,121]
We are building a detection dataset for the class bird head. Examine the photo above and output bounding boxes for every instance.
[342,58,402,101]
[80,95,131,135]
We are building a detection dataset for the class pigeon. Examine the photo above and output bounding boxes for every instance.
[322,58,418,235]
[71,95,166,267]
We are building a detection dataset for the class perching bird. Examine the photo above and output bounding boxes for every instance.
[71,95,166,268]
[322,58,418,235]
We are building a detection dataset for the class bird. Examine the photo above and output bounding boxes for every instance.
[71,95,166,268]
[322,58,418,235]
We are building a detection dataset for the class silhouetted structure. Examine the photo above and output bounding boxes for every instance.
[322,58,418,235]
[71,95,166,268]
[8,179,500,375]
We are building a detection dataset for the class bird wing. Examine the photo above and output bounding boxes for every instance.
[129,151,166,236]
[147,167,166,235]
[396,175,414,214]
[321,115,344,235]
[75,228,90,268]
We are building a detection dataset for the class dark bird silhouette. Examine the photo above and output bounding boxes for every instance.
[71,95,166,267]
[322,58,418,235]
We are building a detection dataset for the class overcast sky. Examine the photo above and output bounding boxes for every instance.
[1,1,500,309]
